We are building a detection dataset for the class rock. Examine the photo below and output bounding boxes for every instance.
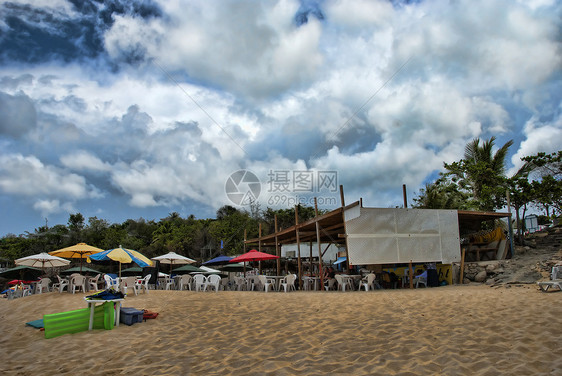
[485,279,495,285]
[485,263,499,273]
[474,270,487,282]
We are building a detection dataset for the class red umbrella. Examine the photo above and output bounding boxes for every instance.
[230,249,279,263]
[230,249,279,276]
[8,279,38,285]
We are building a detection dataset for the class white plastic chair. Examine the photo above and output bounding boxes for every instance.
[104,274,118,290]
[324,278,336,291]
[36,278,51,294]
[136,274,151,293]
[280,274,296,292]
[220,277,230,291]
[70,275,86,294]
[257,275,274,292]
[193,274,207,291]
[233,276,246,291]
[179,274,192,291]
[87,274,101,292]
[415,276,427,288]
[205,274,221,292]
[335,275,347,292]
[120,276,139,296]
[53,275,69,293]
[361,273,378,291]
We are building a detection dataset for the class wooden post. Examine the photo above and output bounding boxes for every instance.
[403,184,408,208]
[309,242,313,276]
[258,223,262,275]
[315,197,324,290]
[506,190,515,258]
[409,260,413,289]
[275,215,280,276]
[243,229,247,277]
[340,185,352,274]
[295,205,302,290]
[460,247,466,284]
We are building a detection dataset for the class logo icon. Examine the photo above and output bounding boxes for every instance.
[225,170,261,205]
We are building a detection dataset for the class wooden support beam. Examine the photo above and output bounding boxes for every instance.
[409,260,413,289]
[340,185,352,274]
[315,197,324,290]
[275,214,280,276]
[460,247,466,284]
[295,205,302,290]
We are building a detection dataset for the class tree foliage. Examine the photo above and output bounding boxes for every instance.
[0,205,316,264]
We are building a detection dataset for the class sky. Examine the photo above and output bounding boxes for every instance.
[0,0,560,236]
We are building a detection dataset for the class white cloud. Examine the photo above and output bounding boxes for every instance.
[0,153,100,199]
[60,150,112,172]
[33,199,74,217]
[509,112,562,174]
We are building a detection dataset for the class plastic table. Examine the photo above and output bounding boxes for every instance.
[84,298,124,330]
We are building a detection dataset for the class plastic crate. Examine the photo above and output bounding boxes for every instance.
[120,307,143,326]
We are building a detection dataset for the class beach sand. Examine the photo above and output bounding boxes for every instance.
[1,285,561,375]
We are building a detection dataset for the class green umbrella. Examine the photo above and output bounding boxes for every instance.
[60,266,101,275]
[120,266,144,276]
[172,264,206,274]
[0,265,42,280]
[218,263,246,273]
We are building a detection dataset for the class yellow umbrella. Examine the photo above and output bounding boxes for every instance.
[49,243,104,272]
[87,246,153,279]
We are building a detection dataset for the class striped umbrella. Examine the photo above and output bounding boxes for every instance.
[87,246,153,279]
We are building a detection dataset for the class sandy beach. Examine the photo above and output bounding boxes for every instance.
[1,286,560,375]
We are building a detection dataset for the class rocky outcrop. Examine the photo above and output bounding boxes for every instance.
[457,225,562,287]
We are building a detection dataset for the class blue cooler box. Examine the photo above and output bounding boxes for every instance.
[120,307,143,326]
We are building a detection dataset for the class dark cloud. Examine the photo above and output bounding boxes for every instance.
[0,91,37,138]
[0,74,34,90]
[0,0,162,64]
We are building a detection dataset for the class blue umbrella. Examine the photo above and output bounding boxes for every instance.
[88,246,152,279]
[202,255,233,265]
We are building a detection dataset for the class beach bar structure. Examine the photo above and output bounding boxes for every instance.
[245,190,511,287]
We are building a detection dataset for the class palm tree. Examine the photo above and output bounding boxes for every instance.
[443,137,513,211]
[463,137,513,201]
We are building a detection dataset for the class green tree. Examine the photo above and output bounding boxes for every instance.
[67,213,85,243]
[413,180,468,209]
[443,137,513,211]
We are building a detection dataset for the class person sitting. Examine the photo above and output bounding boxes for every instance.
[324,266,336,279]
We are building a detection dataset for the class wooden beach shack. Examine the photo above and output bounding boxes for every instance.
[245,189,512,288]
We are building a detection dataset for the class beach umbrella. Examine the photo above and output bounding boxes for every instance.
[49,243,104,272]
[87,246,153,279]
[120,266,144,276]
[15,252,70,271]
[230,249,279,276]
[0,265,42,281]
[152,252,195,274]
[202,254,233,266]
[60,266,101,275]
[172,264,206,274]
[218,263,246,273]
[199,265,222,274]
[229,249,280,263]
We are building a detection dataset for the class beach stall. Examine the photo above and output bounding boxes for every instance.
[245,188,512,288]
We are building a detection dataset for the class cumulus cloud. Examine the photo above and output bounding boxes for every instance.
[60,150,112,172]
[104,0,324,98]
[0,92,37,138]
[0,153,101,199]
[0,0,560,234]
[509,111,562,174]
